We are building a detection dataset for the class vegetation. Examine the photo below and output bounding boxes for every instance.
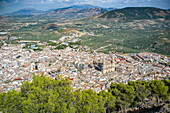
[78,19,170,55]
[0,7,170,56]
[55,45,68,50]
[33,48,43,51]
[98,7,170,21]
[48,42,58,46]
[0,75,169,112]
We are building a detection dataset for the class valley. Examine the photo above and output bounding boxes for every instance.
[0,7,170,56]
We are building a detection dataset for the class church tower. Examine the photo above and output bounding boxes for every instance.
[102,58,107,74]
[112,54,115,71]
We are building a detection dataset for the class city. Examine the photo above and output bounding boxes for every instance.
[0,1,170,112]
[0,34,169,93]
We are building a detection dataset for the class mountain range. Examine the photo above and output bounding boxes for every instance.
[67,4,102,9]
[48,7,108,17]
[4,4,115,16]
[92,7,170,20]
[3,5,170,22]
[5,8,44,15]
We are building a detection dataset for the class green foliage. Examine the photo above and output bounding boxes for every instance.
[48,42,58,46]
[55,45,68,50]
[0,42,3,48]
[108,80,170,111]
[128,81,150,102]
[77,69,82,72]
[162,79,170,95]
[146,80,169,101]
[99,90,116,112]
[0,90,22,112]
[69,42,81,46]
[109,83,136,110]
[0,76,169,112]
[77,18,170,55]
[75,89,105,113]
[0,75,105,113]
[33,48,42,51]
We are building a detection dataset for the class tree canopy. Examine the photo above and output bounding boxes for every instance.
[0,75,169,113]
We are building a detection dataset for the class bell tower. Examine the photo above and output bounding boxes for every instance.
[102,58,107,74]
[112,54,115,71]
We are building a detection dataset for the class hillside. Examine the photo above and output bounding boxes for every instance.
[49,7,79,15]
[1,6,170,56]
[75,8,107,16]
[92,7,170,21]
[48,7,108,17]
[4,4,111,18]
[6,8,44,15]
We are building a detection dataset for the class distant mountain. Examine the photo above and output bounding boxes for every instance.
[49,7,79,15]
[45,9,56,13]
[92,7,170,20]
[75,8,108,16]
[6,8,44,15]
[69,4,101,9]
[4,4,115,17]
[69,4,115,11]
[48,6,108,18]
[105,7,116,11]
[48,4,115,16]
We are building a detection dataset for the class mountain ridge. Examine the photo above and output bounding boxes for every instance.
[3,4,115,16]
[91,7,170,20]
[5,8,44,15]
[3,6,170,21]
[69,4,101,9]
[48,6,109,17]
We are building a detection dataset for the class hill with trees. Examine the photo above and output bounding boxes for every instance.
[0,74,169,112]
[92,7,170,21]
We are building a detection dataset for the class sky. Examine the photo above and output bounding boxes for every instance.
[0,0,170,14]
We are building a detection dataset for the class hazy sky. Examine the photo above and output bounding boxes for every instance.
[0,0,170,14]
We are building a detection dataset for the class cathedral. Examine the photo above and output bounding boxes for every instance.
[93,55,115,74]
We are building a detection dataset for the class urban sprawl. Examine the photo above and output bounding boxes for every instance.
[0,33,169,93]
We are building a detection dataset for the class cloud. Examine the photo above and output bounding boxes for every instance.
[124,0,129,3]
[47,0,54,3]
[40,0,54,4]
[15,0,18,3]
[40,0,44,4]
[57,0,72,3]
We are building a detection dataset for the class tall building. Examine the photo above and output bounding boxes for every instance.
[93,55,115,74]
